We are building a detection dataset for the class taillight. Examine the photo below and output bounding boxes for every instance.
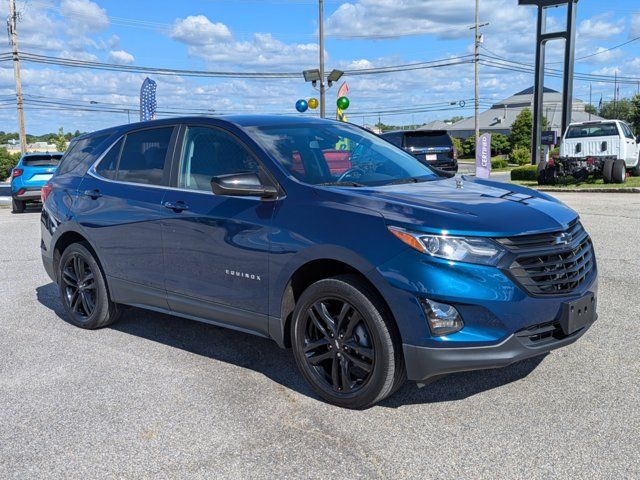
[548,158,555,167]
[12,168,23,178]
[41,182,53,203]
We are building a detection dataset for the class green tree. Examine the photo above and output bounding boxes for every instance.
[491,133,511,155]
[629,94,640,135]
[0,147,20,181]
[599,99,634,123]
[510,109,534,149]
[462,136,476,157]
[54,127,67,152]
[584,104,598,116]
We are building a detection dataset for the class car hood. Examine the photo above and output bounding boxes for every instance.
[329,176,578,237]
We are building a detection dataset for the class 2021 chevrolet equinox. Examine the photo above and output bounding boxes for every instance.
[41,116,598,409]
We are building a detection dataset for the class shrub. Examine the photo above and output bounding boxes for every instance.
[511,165,538,181]
[491,158,509,169]
[509,146,531,166]
[451,137,463,156]
[0,148,19,181]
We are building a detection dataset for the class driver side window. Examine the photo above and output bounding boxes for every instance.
[178,126,260,191]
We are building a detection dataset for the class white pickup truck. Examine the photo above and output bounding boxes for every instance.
[539,120,640,184]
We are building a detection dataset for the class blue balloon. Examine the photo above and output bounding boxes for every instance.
[295,99,308,113]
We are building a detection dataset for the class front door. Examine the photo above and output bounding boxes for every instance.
[161,125,275,335]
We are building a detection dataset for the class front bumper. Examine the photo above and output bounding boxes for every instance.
[403,315,596,382]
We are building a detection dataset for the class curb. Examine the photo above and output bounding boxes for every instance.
[536,187,640,193]
[0,196,10,206]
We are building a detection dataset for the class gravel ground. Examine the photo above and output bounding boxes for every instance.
[0,193,638,479]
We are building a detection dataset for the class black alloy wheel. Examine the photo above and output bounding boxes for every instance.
[302,298,374,394]
[57,243,121,329]
[291,275,404,409]
[61,253,97,319]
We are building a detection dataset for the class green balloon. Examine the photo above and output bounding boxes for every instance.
[337,96,350,110]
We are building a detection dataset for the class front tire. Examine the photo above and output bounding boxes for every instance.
[11,198,25,214]
[291,275,404,409]
[611,159,626,184]
[58,243,121,329]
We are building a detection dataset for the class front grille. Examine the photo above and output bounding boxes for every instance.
[499,222,595,296]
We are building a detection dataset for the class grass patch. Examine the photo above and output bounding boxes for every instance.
[513,176,640,189]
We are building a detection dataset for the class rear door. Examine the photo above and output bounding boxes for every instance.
[160,124,276,334]
[75,126,178,308]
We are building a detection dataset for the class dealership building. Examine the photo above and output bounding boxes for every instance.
[430,87,604,139]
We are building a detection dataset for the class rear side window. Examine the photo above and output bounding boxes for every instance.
[56,134,110,176]
[112,127,173,185]
[22,155,63,167]
[95,138,123,180]
[404,132,452,149]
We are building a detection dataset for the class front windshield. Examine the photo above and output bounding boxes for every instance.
[249,123,439,187]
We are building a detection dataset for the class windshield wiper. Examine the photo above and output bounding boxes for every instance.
[317,181,365,187]
[385,177,427,186]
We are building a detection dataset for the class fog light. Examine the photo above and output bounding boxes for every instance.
[422,299,464,336]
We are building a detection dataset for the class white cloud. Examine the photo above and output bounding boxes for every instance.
[170,15,233,45]
[60,0,109,33]
[631,13,640,38]
[578,16,625,40]
[169,16,319,69]
[108,50,135,65]
[325,0,531,40]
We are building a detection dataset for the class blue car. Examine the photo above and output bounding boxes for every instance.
[11,152,63,213]
[40,117,597,409]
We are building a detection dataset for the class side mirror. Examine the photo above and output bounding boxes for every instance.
[211,172,278,199]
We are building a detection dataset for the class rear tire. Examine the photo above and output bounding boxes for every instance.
[11,198,25,214]
[58,243,121,329]
[611,159,626,184]
[631,156,640,177]
[602,159,614,184]
[291,275,404,409]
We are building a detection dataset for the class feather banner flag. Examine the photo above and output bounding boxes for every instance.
[140,77,157,122]
[336,82,349,122]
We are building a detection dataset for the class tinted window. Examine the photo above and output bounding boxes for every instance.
[95,138,123,180]
[117,127,173,185]
[381,132,403,147]
[250,123,438,187]
[566,123,619,139]
[178,126,259,191]
[404,132,452,149]
[57,134,110,176]
[22,155,63,167]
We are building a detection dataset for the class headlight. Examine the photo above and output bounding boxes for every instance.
[388,226,505,265]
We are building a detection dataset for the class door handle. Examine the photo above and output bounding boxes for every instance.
[82,189,102,199]
[163,201,189,212]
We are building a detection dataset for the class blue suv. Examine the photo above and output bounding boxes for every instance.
[41,117,598,409]
[11,152,62,213]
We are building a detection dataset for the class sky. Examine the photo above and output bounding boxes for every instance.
[0,0,639,134]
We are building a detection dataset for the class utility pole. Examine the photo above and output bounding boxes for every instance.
[613,71,617,118]
[318,0,326,118]
[474,0,480,142]
[8,0,27,154]
[589,83,592,121]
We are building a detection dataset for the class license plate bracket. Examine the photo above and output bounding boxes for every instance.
[559,293,596,335]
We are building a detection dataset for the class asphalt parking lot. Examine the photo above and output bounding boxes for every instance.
[0,193,638,479]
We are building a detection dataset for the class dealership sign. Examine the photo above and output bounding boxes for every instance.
[476,133,492,179]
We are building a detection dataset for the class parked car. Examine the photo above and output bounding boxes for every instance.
[539,120,640,185]
[41,116,598,409]
[380,129,458,172]
[10,152,63,213]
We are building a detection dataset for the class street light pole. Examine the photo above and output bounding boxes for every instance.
[318,0,326,118]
